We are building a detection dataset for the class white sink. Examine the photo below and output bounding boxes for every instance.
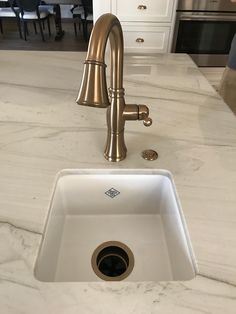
[34,169,197,282]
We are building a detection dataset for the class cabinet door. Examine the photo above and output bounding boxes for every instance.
[112,0,175,22]
[93,0,112,22]
[122,24,170,53]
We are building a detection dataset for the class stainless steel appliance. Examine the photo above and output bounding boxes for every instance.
[172,0,236,66]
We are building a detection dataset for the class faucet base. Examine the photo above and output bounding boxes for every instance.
[104,131,127,162]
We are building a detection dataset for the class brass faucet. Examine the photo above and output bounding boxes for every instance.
[76,13,152,162]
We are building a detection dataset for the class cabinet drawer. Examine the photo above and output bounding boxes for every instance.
[112,0,175,22]
[122,24,170,53]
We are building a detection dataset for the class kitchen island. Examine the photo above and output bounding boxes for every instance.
[0,51,236,313]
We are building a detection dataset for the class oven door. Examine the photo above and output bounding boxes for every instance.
[174,13,236,66]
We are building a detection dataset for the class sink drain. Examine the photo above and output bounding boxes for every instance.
[91,241,134,281]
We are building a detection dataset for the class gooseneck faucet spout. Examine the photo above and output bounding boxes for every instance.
[76,13,152,162]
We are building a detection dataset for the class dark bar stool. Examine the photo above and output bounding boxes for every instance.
[16,0,51,41]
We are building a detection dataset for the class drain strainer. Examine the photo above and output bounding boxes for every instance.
[91,241,134,281]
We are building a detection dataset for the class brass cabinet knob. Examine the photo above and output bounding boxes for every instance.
[136,38,144,43]
[137,5,147,10]
[143,117,152,127]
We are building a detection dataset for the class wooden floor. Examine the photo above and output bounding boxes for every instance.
[0,18,89,51]
[200,67,225,91]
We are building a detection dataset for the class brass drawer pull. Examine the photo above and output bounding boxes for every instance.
[137,5,147,10]
[136,38,144,43]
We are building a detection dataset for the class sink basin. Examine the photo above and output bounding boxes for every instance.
[34,169,197,282]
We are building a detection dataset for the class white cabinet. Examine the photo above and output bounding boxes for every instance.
[93,0,177,53]
[112,0,175,23]
[93,0,111,22]
[122,23,170,53]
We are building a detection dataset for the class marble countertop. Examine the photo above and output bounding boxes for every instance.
[0,51,236,313]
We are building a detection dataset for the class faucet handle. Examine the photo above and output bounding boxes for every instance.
[143,117,152,127]
[123,104,152,126]
[138,105,152,127]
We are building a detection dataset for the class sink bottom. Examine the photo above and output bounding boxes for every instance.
[54,214,172,281]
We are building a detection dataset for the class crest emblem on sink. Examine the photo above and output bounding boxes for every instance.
[105,188,120,198]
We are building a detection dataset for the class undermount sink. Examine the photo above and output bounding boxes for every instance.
[34,169,197,282]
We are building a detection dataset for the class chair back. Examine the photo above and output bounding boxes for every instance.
[81,0,93,17]
[8,0,19,15]
[16,0,40,12]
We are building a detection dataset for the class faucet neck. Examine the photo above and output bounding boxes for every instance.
[86,13,124,91]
